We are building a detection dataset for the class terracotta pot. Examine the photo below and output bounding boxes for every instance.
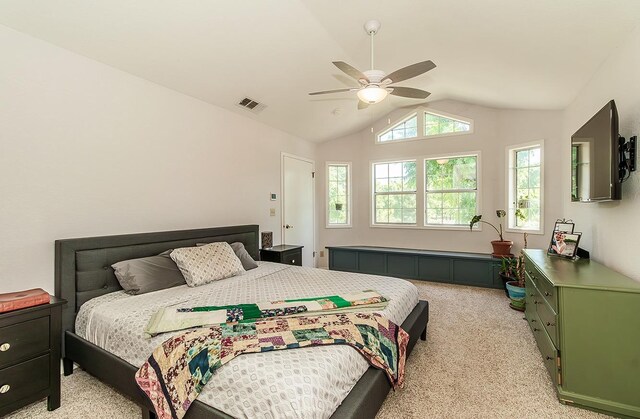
[491,240,513,257]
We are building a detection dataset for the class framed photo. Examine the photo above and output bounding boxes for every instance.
[553,220,574,234]
[548,231,582,259]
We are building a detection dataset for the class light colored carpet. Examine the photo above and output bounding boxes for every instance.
[7,281,609,419]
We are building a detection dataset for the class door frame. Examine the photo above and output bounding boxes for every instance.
[280,152,316,266]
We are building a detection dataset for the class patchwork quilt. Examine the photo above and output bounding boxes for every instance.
[135,312,409,419]
[144,290,388,336]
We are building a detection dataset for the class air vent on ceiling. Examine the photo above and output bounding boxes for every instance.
[237,97,267,114]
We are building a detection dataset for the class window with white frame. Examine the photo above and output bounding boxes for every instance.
[376,108,473,144]
[377,113,418,143]
[507,143,543,232]
[373,160,417,224]
[326,162,351,227]
[424,111,471,137]
[425,155,478,226]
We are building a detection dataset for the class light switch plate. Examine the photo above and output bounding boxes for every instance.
[270,208,276,216]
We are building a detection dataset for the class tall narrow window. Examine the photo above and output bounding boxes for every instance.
[373,160,417,225]
[507,143,543,232]
[425,155,478,226]
[326,162,351,227]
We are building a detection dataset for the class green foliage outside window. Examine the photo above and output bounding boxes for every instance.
[425,156,477,225]
[374,161,417,224]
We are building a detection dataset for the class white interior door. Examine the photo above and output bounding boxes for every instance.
[282,153,315,267]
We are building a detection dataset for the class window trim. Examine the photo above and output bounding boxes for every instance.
[369,152,482,231]
[376,112,418,143]
[326,161,352,229]
[370,158,418,226]
[375,107,474,145]
[505,140,545,235]
[424,152,481,229]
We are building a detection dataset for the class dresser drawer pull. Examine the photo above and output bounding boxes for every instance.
[545,356,554,361]
[0,343,9,352]
[530,319,537,323]
[544,291,552,297]
[0,384,9,394]
[546,322,555,327]
[533,327,540,332]
[291,259,295,264]
[529,293,534,297]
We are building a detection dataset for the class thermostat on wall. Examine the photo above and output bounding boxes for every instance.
[270,193,277,201]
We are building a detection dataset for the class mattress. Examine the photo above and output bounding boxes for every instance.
[76,262,419,419]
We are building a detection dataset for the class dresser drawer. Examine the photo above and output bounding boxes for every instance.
[536,297,558,348]
[0,316,49,369]
[525,262,557,312]
[524,279,540,331]
[0,354,50,406]
[282,250,302,266]
[533,323,560,386]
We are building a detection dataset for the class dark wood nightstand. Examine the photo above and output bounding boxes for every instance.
[260,245,304,266]
[0,297,66,416]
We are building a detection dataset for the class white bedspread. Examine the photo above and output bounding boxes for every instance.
[76,262,419,419]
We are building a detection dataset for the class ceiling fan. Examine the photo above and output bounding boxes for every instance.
[309,20,436,110]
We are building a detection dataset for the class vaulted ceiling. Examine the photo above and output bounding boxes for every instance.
[1,0,639,142]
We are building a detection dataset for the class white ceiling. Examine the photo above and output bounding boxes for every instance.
[1,0,639,142]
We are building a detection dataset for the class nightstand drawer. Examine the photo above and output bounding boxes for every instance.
[282,250,302,266]
[0,316,49,369]
[0,354,50,406]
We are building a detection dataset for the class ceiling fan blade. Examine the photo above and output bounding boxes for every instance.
[389,86,431,99]
[333,61,368,82]
[309,88,358,96]
[358,100,369,110]
[383,60,436,84]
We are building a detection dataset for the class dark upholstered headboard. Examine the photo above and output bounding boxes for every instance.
[54,224,259,334]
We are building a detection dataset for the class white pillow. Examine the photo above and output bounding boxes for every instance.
[170,242,244,287]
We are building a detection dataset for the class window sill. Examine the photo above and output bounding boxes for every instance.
[505,228,545,235]
[326,224,352,229]
[370,223,482,232]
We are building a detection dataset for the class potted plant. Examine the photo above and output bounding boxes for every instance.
[469,210,513,257]
[505,254,526,311]
[498,256,518,296]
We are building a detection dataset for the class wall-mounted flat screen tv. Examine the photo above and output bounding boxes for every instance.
[571,100,621,202]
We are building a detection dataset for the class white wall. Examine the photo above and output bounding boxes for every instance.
[562,25,640,281]
[316,100,563,267]
[0,25,315,294]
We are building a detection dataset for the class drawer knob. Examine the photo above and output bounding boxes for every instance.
[544,291,552,297]
[529,293,534,297]
[0,343,9,352]
[0,384,9,394]
[545,356,553,361]
[533,327,540,332]
[546,322,555,327]
[530,319,537,323]
[291,260,295,264]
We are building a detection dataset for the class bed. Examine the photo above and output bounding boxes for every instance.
[55,225,429,419]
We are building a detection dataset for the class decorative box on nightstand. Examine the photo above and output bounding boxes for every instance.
[260,245,303,266]
[0,297,66,416]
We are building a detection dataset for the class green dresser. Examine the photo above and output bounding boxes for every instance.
[523,249,640,417]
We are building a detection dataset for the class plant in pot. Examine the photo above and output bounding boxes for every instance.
[468,210,513,257]
[498,256,518,297]
[505,254,526,311]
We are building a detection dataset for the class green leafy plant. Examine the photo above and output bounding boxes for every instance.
[469,210,506,241]
[499,256,518,278]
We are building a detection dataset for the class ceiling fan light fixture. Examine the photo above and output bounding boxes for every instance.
[357,86,388,104]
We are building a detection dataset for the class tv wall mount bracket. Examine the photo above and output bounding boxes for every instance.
[618,135,636,182]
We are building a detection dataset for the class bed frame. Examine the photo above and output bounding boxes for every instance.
[55,224,429,419]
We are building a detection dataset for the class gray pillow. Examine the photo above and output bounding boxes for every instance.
[230,242,258,271]
[196,241,258,271]
[112,252,186,295]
